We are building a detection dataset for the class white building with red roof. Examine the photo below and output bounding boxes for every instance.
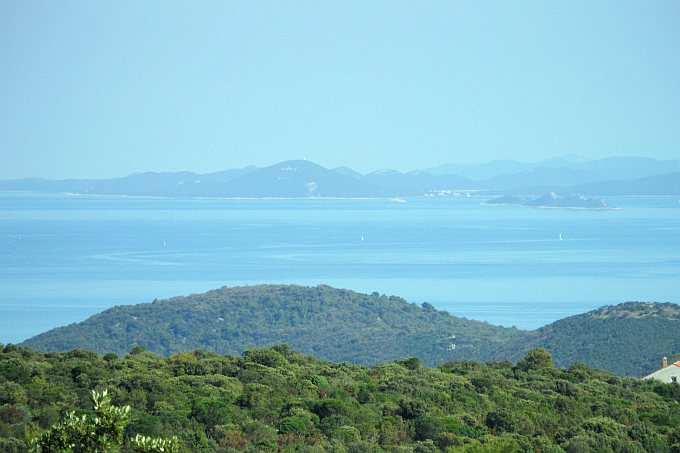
[642,356,680,383]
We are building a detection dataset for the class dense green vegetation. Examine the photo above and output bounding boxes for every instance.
[2,344,680,452]
[20,285,680,377]
[499,302,680,376]
[21,285,520,366]
[30,389,178,452]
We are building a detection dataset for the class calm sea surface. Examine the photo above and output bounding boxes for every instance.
[1,193,679,343]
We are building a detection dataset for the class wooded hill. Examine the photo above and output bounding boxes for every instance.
[21,285,519,367]
[497,302,680,377]
[20,285,680,377]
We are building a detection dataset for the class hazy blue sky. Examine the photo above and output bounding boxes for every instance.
[2,1,679,178]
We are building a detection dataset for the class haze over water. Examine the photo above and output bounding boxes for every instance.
[2,193,679,344]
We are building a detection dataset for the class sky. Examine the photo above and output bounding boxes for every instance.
[1,1,679,179]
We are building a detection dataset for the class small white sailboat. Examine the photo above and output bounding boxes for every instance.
[559,233,563,241]
[361,235,365,242]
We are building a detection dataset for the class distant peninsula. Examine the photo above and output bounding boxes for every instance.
[485,192,616,210]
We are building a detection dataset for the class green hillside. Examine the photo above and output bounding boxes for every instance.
[2,345,680,452]
[20,286,680,377]
[21,285,520,366]
[497,302,680,377]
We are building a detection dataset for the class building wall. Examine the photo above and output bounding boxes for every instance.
[643,366,680,383]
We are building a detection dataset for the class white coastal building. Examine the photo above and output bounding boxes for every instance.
[642,357,680,383]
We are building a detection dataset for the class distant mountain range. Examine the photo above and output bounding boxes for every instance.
[427,155,680,182]
[426,154,591,180]
[2,156,679,197]
[20,284,680,377]
[0,160,473,198]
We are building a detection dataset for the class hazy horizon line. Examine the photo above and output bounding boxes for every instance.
[5,153,680,181]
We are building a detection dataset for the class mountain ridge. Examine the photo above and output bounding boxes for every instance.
[2,156,679,197]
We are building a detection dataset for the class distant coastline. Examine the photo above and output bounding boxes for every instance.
[483,201,620,211]
[2,157,680,198]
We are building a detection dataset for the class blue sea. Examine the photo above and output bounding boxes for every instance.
[1,193,679,344]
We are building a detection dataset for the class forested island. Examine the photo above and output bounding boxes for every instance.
[2,344,680,452]
[21,285,518,367]
[19,285,680,377]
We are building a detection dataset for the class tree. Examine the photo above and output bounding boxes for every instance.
[516,348,554,371]
[29,389,178,453]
